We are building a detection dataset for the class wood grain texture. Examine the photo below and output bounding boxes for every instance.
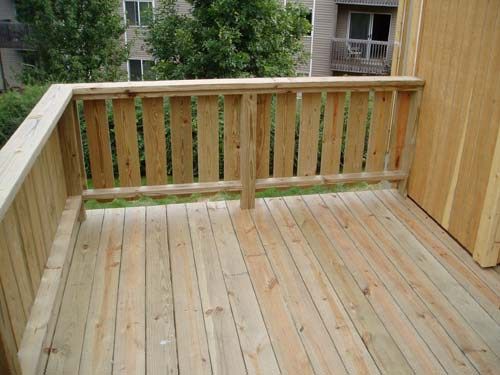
[170,97,194,183]
[112,99,141,187]
[297,93,322,176]
[343,92,369,173]
[197,96,220,182]
[256,94,272,178]
[223,95,241,180]
[366,91,393,172]
[273,93,296,177]
[320,93,345,175]
[83,100,114,188]
[142,97,167,186]
[240,94,257,209]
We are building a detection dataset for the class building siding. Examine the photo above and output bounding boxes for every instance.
[311,0,338,76]
[0,0,22,89]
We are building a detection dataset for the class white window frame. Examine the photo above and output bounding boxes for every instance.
[127,58,154,81]
[123,0,155,28]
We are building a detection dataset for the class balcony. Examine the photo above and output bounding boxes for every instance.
[331,38,394,75]
[335,0,398,6]
[0,22,30,49]
[0,77,499,374]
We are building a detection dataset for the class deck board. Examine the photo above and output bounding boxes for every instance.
[43,190,500,374]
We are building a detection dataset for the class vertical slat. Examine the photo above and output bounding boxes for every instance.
[273,93,296,177]
[57,101,87,196]
[83,100,114,188]
[388,91,412,171]
[112,99,141,187]
[224,95,241,180]
[297,93,322,176]
[170,96,193,183]
[366,91,393,172]
[197,96,220,182]
[256,94,272,178]
[343,92,370,173]
[142,97,167,185]
[0,280,21,374]
[397,90,423,195]
[240,94,257,209]
[321,93,345,175]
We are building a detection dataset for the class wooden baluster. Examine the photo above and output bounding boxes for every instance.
[366,91,393,172]
[297,93,322,176]
[343,92,370,173]
[388,91,412,172]
[273,92,296,177]
[223,95,241,181]
[112,98,141,187]
[142,97,167,186]
[170,96,194,184]
[240,94,257,209]
[320,92,346,175]
[83,100,114,189]
[256,94,272,178]
[197,96,219,182]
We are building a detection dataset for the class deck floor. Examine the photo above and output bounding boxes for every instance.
[44,190,500,374]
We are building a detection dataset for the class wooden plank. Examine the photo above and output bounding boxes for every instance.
[71,76,425,100]
[253,200,348,374]
[187,203,247,374]
[207,201,280,374]
[0,279,21,374]
[297,93,322,176]
[112,98,141,187]
[223,95,241,180]
[283,195,412,373]
[0,84,72,221]
[45,210,104,374]
[343,92,369,173]
[145,205,177,375]
[240,93,257,209]
[57,101,86,195]
[170,96,193,183]
[365,91,393,172]
[376,190,500,323]
[113,207,146,375]
[142,97,167,186]
[273,93,296,177]
[356,191,500,357]
[79,208,124,375]
[18,197,81,375]
[82,171,406,200]
[311,193,450,374]
[256,94,272,178]
[264,197,380,374]
[320,92,345,175]
[343,191,500,373]
[388,91,412,171]
[83,100,115,188]
[167,204,211,375]
[197,96,220,182]
[227,200,315,375]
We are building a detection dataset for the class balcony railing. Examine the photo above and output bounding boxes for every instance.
[335,0,398,6]
[0,21,30,49]
[331,38,394,75]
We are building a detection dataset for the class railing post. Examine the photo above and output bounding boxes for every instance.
[397,88,423,196]
[57,100,87,220]
[240,93,257,209]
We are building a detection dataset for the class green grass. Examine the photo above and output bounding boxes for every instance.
[84,181,382,210]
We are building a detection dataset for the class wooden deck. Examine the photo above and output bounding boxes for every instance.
[43,190,500,375]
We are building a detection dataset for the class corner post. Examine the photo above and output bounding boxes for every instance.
[240,93,257,209]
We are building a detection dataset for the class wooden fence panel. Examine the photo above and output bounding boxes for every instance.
[366,91,393,172]
[273,93,296,177]
[343,92,369,173]
[170,97,194,184]
[297,93,322,176]
[197,96,220,182]
[224,95,241,181]
[240,94,257,209]
[142,98,167,185]
[83,100,114,188]
[320,93,345,175]
[388,92,411,171]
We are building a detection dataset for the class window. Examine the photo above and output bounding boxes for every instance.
[306,9,313,36]
[128,59,155,81]
[125,0,153,27]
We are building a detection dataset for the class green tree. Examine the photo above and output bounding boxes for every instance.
[16,0,128,83]
[147,0,311,79]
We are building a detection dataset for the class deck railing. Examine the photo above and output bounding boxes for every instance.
[331,38,394,75]
[0,76,423,374]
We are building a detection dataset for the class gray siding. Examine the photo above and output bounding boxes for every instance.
[0,0,16,20]
[0,0,22,88]
[311,0,338,76]
[176,0,192,15]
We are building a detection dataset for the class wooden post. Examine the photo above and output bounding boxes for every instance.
[240,94,257,209]
[58,101,87,221]
[397,89,422,196]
